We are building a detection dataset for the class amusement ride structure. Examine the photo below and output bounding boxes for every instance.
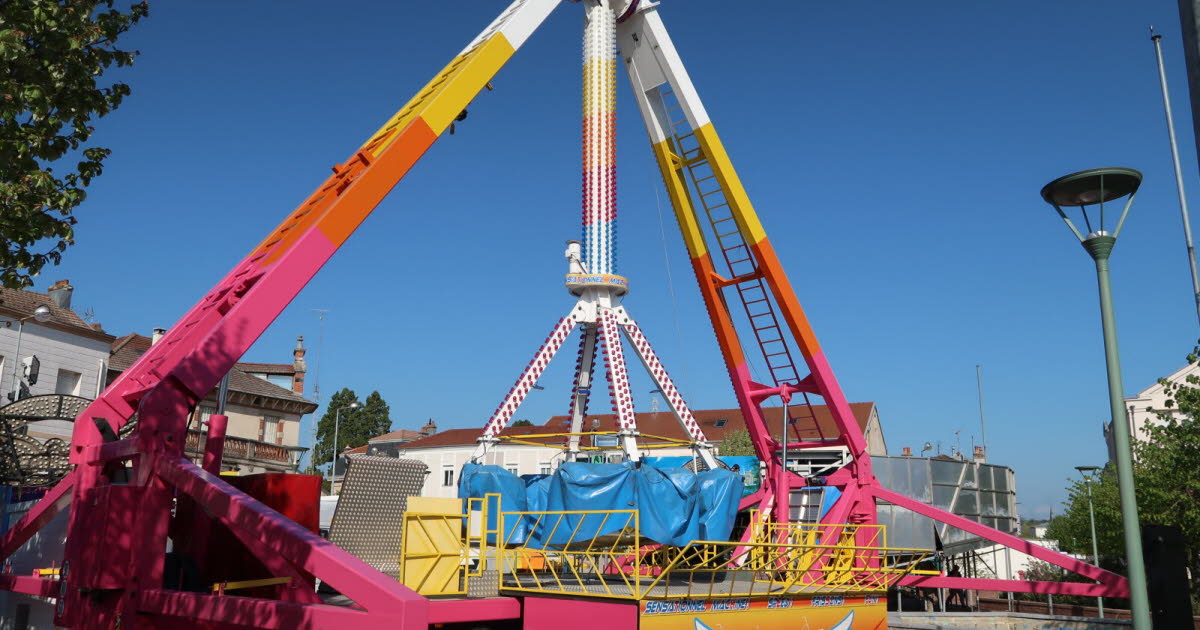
[0,1,1134,628]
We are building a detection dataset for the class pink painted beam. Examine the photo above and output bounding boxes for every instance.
[898,575,1128,598]
[428,597,521,623]
[871,486,1126,587]
[819,483,858,529]
[137,589,411,629]
[0,472,73,561]
[0,575,58,598]
[86,437,140,464]
[158,457,425,619]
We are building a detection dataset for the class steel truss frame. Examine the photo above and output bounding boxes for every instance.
[0,1,1127,628]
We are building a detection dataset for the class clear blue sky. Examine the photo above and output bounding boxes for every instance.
[43,1,1200,519]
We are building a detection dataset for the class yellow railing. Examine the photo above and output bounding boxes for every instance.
[394,498,936,601]
[493,431,694,451]
[493,509,935,600]
[495,509,644,599]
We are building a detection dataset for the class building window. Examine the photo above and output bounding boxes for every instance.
[198,405,216,425]
[443,468,455,487]
[714,418,728,428]
[540,463,552,475]
[54,369,83,396]
[506,465,519,476]
[261,415,281,444]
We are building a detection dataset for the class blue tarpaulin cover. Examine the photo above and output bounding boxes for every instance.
[458,461,741,548]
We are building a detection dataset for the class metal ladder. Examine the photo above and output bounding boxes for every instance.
[658,88,800,389]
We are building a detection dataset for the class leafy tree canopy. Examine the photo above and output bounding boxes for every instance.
[312,388,394,471]
[718,429,756,457]
[0,0,149,288]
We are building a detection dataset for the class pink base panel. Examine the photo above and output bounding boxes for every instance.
[523,597,638,630]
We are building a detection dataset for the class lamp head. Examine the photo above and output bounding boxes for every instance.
[1075,465,1100,474]
[350,402,360,409]
[1040,168,1142,251]
[32,306,51,323]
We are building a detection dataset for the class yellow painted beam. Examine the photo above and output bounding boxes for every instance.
[694,123,767,246]
[650,139,709,259]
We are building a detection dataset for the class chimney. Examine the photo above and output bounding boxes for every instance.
[901,446,912,457]
[421,418,438,436]
[48,280,73,309]
[151,327,167,344]
[973,445,986,463]
[292,335,307,394]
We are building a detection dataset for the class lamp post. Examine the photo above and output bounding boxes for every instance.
[5,305,51,401]
[1076,465,1104,618]
[1040,168,1150,630]
[331,401,360,478]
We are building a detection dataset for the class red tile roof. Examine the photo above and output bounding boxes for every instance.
[369,429,423,444]
[238,362,295,375]
[343,445,369,455]
[0,286,113,341]
[397,403,875,449]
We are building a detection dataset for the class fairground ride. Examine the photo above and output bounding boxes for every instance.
[0,1,1129,628]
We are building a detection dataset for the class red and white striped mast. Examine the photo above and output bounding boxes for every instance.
[471,0,717,469]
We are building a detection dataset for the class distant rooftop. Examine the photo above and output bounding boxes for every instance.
[108,333,316,412]
[0,285,112,341]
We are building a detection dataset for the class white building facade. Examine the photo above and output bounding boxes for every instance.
[0,282,112,408]
[1108,361,1197,461]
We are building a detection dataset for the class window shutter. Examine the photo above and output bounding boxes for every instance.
[276,420,284,445]
[258,418,265,441]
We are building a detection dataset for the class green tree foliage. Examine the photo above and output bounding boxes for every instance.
[718,429,756,457]
[313,388,394,470]
[313,388,360,468]
[360,390,392,438]
[512,419,533,427]
[0,0,149,288]
[1045,344,1200,607]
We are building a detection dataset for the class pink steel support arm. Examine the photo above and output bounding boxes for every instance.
[157,458,425,616]
[0,472,73,560]
[871,486,1128,591]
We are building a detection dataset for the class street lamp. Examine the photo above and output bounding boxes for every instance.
[331,401,360,478]
[1040,168,1149,630]
[5,305,51,401]
[1075,465,1104,618]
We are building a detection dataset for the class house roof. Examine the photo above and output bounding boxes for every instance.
[108,333,316,411]
[397,403,876,450]
[343,444,369,455]
[369,429,424,444]
[399,424,560,449]
[238,362,295,375]
[0,286,113,341]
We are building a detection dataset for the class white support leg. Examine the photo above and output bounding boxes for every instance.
[618,307,719,470]
[566,324,599,461]
[472,314,578,462]
[598,308,640,462]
